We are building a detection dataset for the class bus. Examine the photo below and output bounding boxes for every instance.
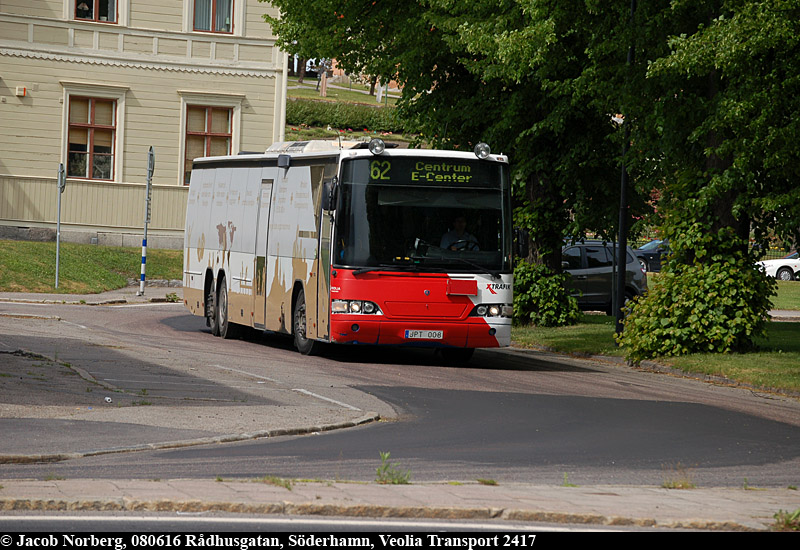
[182,139,514,364]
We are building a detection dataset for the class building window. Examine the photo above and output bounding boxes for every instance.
[68,97,116,180]
[194,0,233,33]
[185,106,232,184]
[75,1,117,23]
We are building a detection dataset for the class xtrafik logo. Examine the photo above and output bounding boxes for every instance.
[485,283,511,295]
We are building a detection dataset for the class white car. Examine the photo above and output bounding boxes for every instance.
[757,252,800,281]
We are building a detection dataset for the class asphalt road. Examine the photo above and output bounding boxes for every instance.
[1,300,799,488]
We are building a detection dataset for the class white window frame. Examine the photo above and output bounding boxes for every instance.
[60,81,129,183]
[178,90,244,185]
[64,0,130,27]
[183,0,245,36]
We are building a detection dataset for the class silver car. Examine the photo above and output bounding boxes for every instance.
[562,241,648,315]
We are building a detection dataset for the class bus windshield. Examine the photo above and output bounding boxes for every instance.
[334,156,512,273]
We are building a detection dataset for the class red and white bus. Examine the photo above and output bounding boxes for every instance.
[182,139,513,363]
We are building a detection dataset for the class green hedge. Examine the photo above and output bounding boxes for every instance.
[286,98,405,133]
[617,258,776,361]
[513,261,582,327]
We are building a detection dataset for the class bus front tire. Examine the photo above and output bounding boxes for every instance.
[293,289,321,356]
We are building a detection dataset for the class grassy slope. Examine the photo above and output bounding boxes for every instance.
[0,240,182,294]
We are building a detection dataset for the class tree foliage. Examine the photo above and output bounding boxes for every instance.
[513,261,581,327]
[264,1,800,345]
[613,0,800,357]
[617,248,777,360]
[264,0,635,270]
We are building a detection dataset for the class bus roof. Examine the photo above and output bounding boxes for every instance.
[192,140,508,166]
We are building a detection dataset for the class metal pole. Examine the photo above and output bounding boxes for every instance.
[55,163,66,289]
[615,0,636,336]
[137,147,155,296]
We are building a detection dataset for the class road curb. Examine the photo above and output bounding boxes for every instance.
[0,496,762,531]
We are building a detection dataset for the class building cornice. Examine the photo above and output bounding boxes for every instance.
[0,46,277,78]
[0,12,283,77]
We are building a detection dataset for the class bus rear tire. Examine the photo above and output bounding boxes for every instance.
[217,279,239,340]
[293,289,321,355]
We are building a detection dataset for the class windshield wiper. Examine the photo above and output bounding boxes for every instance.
[445,257,502,280]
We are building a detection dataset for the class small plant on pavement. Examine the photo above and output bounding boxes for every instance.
[561,473,578,487]
[661,462,696,489]
[375,451,410,485]
[477,478,497,486]
[258,475,293,491]
[772,508,800,531]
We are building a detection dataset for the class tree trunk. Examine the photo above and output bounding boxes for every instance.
[297,58,307,84]
[524,173,565,273]
[705,69,749,254]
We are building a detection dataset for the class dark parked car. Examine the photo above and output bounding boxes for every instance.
[635,239,669,272]
[562,241,648,315]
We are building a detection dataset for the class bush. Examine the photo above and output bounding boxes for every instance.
[617,255,776,362]
[286,98,405,133]
[513,261,581,327]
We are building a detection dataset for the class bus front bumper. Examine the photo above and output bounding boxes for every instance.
[329,318,510,348]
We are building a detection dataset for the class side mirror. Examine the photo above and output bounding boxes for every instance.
[513,227,530,259]
[322,176,338,211]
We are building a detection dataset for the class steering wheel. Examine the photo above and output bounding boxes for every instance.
[450,239,478,251]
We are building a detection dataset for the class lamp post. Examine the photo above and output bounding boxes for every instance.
[615,0,636,336]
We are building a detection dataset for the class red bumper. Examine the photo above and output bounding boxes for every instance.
[329,317,502,348]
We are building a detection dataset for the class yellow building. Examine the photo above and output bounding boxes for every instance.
[0,0,287,248]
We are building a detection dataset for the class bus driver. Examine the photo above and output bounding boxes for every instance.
[440,215,479,251]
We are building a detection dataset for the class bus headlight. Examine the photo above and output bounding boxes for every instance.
[470,303,513,318]
[332,300,383,315]
[368,138,386,155]
[474,142,491,159]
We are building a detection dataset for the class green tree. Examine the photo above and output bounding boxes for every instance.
[616,0,798,358]
[264,1,800,344]
[264,0,641,327]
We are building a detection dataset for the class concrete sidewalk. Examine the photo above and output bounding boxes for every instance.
[0,281,182,307]
[1,286,799,531]
[1,478,798,531]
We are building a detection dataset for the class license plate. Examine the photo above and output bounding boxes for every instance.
[404,329,443,340]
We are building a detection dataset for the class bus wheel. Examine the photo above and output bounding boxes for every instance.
[208,284,220,337]
[293,289,320,355]
[217,278,239,340]
[439,348,474,365]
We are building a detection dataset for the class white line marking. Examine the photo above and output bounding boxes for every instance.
[210,366,361,411]
[210,364,280,383]
[292,388,361,411]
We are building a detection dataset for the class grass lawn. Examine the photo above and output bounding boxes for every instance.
[512,312,800,394]
[0,240,182,294]
[288,77,400,106]
[773,281,800,310]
